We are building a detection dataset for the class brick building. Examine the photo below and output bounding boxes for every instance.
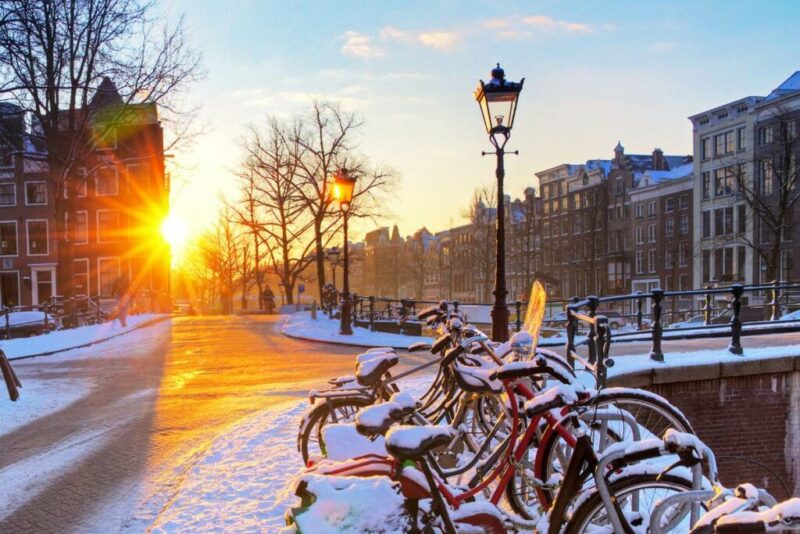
[0,78,170,309]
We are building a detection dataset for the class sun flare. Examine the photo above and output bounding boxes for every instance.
[161,214,188,253]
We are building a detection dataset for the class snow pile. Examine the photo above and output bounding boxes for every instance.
[281,312,432,349]
[4,311,53,327]
[2,314,167,359]
[285,474,411,533]
[322,424,387,460]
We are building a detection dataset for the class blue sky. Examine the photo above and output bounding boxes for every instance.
[164,0,800,241]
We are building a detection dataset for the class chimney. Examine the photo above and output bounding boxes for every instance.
[652,148,665,171]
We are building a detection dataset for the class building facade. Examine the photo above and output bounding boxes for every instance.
[0,78,170,310]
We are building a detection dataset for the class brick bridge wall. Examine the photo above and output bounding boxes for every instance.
[611,357,800,499]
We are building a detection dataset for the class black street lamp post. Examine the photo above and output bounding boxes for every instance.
[326,247,341,290]
[474,63,524,342]
[333,169,357,335]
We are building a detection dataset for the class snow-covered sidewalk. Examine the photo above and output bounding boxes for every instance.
[3,313,169,360]
[281,311,432,349]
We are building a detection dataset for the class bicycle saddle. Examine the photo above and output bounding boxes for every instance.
[356,353,399,387]
[385,425,455,461]
[453,363,503,394]
[355,393,417,437]
[524,384,584,417]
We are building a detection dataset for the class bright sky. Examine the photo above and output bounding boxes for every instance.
[163,0,800,244]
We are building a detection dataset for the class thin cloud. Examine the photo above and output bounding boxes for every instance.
[417,31,460,50]
[340,31,384,59]
[520,15,592,33]
[650,41,676,52]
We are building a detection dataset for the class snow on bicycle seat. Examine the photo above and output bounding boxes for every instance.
[490,357,575,384]
[356,402,413,436]
[524,383,582,417]
[385,425,455,461]
[453,363,503,394]
[355,350,395,366]
[356,353,399,386]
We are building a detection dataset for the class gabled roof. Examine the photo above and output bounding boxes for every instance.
[638,162,694,186]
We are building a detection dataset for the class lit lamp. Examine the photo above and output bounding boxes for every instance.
[474,63,524,342]
[333,169,357,335]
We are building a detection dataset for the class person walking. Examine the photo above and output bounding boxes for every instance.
[112,275,131,327]
[263,286,276,314]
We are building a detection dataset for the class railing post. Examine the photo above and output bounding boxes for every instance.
[565,305,577,370]
[3,308,9,339]
[515,300,522,332]
[595,316,609,388]
[368,296,375,331]
[586,296,599,364]
[729,284,744,355]
[43,303,49,330]
[399,298,407,335]
[703,285,713,325]
[352,294,359,328]
[636,291,644,331]
[770,279,780,321]
[453,300,459,315]
[649,289,665,362]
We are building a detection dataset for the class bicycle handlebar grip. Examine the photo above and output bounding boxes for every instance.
[610,444,665,470]
[441,345,464,367]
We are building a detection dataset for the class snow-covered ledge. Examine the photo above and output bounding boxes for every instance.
[606,344,800,388]
[280,311,433,349]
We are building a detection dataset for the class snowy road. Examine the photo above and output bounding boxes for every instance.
[0,315,434,533]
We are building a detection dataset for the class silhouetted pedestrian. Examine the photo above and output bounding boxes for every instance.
[112,275,131,327]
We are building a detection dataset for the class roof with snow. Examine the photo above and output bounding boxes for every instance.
[637,162,694,188]
[764,71,800,102]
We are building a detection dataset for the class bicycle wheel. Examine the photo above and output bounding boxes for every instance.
[564,473,699,533]
[506,388,693,516]
[298,396,373,465]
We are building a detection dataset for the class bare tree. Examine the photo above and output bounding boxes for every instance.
[461,185,496,302]
[238,119,316,305]
[0,0,201,308]
[230,169,271,310]
[731,107,800,284]
[402,228,435,300]
[291,101,395,303]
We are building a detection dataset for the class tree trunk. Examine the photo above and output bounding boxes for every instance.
[314,219,326,303]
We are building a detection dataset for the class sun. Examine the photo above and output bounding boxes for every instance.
[161,214,188,251]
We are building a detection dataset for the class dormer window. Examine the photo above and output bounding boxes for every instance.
[0,145,13,168]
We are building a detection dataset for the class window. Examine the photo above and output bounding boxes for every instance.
[702,171,711,199]
[96,128,117,151]
[0,144,13,168]
[24,182,47,205]
[665,218,674,237]
[26,219,48,255]
[76,167,87,197]
[737,205,746,234]
[74,258,89,296]
[0,221,17,255]
[648,249,656,273]
[75,211,89,244]
[679,243,688,266]
[0,183,15,206]
[759,125,774,145]
[701,137,711,160]
[96,166,119,196]
[615,177,623,194]
[635,203,643,219]
[665,198,675,213]
[573,192,581,209]
[680,214,689,235]
[665,249,673,269]
[737,127,746,150]
[679,195,689,210]
[714,131,734,156]
[781,250,793,282]
[759,160,774,195]
[97,210,119,243]
[788,120,797,142]
[635,226,643,244]
[635,250,643,274]
[702,211,711,238]
[702,250,710,281]
[648,201,656,217]
[97,257,120,297]
[648,224,656,243]
[714,167,734,196]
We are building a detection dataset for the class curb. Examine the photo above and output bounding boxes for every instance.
[8,315,171,361]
